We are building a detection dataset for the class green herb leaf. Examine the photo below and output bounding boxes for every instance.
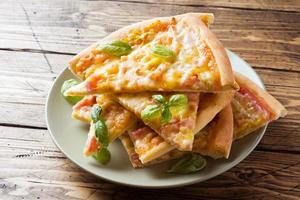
[152,94,165,104]
[97,40,132,57]
[151,45,176,62]
[161,104,172,123]
[141,105,161,121]
[91,105,102,123]
[169,94,188,107]
[94,120,109,147]
[93,147,111,165]
[61,79,83,105]
[167,153,206,174]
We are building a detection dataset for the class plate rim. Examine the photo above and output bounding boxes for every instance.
[45,49,267,188]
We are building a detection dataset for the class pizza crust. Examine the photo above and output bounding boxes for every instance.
[195,91,235,133]
[234,73,287,120]
[69,13,214,79]
[120,133,184,168]
[193,105,233,159]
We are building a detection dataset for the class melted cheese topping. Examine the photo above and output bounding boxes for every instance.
[127,126,184,164]
[72,95,97,122]
[72,17,221,92]
[232,87,271,138]
[73,95,137,156]
[129,126,166,156]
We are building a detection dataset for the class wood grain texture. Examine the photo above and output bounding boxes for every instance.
[0,0,299,199]
[0,0,299,72]
[117,0,300,12]
[0,126,300,200]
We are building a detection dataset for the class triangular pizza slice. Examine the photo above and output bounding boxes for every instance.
[65,13,238,96]
[119,132,184,168]
[117,92,199,151]
[232,73,287,140]
[72,94,137,156]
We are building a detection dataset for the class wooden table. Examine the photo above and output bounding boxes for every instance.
[0,0,299,199]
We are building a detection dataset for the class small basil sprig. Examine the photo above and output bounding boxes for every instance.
[141,94,188,124]
[93,147,111,165]
[91,105,110,165]
[97,40,132,57]
[91,105,102,123]
[151,45,176,62]
[167,153,206,174]
[61,79,83,105]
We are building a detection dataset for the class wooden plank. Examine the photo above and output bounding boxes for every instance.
[118,0,300,12]
[0,0,299,72]
[0,50,299,151]
[0,126,299,199]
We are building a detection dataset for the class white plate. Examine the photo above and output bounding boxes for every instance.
[46,49,266,188]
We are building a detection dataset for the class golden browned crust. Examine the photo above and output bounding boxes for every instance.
[193,105,233,159]
[195,91,235,133]
[69,13,214,79]
[119,134,144,168]
[119,132,185,168]
[186,15,238,90]
[234,72,287,120]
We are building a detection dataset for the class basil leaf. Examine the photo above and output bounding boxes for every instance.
[91,105,102,123]
[97,40,132,57]
[93,147,111,165]
[169,94,188,107]
[141,105,161,121]
[151,45,176,62]
[61,79,83,105]
[167,153,206,174]
[94,120,109,147]
[152,94,165,104]
[161,104,172,124]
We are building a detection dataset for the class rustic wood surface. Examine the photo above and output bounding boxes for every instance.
[0,0,299,199]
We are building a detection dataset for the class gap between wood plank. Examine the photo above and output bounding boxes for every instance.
[256,146,300,155]
[0,47,76,56]
[0,123,47,130]
[97,0,300,14]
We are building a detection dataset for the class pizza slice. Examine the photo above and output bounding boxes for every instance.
[232,73,287,140]
[65,13,238,96]
[117,92,199,151]
[120,131,185,168]
[72,94,137,156]
[193,105,233,159]
[117,91,233,163]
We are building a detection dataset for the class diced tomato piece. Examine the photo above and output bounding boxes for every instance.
[84,136,99,156]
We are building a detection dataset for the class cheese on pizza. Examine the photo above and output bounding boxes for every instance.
[117,92,199,151]
[72,95,97,123]
[72,95,136,156]
[232,73,287,140]
[120,130,184,167]
[65,13,237,96]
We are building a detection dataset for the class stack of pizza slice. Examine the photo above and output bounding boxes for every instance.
[62,13,287,172]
